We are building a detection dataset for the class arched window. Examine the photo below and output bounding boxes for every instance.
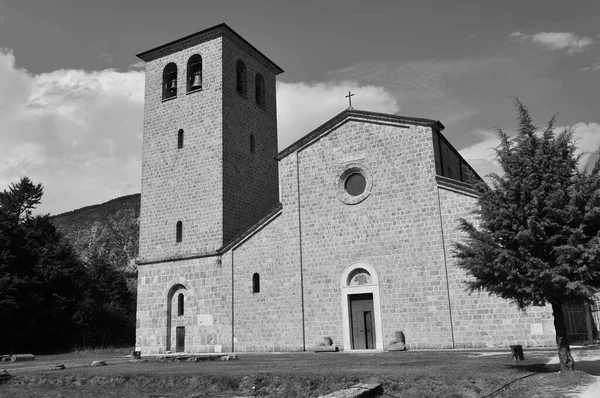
[187,54,202,92]
[162,63,178,100]
[250,134,255,153]
[176,221,183,243]
[252,273,260,293]
[255,73,265,108]
[177,293,184,316]
[178,129,184,149]
[236,60,247,95]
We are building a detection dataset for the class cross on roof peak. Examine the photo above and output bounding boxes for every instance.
[345,91,354,109]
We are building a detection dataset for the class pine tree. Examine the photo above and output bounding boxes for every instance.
[453,100,600,371]
[0,178,90,352]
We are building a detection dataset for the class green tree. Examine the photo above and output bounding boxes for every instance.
[453,100,600,371]
[80,249,136,346]
[0,176,43,224]
[0,178,90,352]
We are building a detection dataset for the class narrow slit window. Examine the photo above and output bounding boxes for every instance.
[177,129,184,149]
[250,134,255,153]
[255,73,265,108]
[236,60,247,95]
[176,221,183,243]
[162,62,178,100]
[177,293,184,316]
[252,273,260,293]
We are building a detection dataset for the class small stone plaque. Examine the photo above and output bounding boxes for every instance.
[198,314,214,325]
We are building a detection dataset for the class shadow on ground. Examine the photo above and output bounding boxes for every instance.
[574,359,600,376]
[504,356,600,377]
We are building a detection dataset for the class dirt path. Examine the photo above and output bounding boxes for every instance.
[546,348,600,397]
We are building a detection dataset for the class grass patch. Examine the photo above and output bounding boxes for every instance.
[0,349,596,397]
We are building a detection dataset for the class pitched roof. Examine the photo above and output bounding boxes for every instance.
[136,23,284,75]
[276,109,445,160]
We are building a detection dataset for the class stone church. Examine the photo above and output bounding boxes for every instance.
[134,23,555,354]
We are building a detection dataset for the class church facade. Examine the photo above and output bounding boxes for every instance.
[134,23,555,354]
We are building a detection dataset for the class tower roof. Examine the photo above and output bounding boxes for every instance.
[136,23,284,75]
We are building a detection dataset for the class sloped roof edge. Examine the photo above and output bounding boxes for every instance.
[276,109,445,161]
[136,23,284,75]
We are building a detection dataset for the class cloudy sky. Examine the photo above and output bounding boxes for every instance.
[0,0,599,215]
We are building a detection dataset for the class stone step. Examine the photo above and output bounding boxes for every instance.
[319,383,383,398]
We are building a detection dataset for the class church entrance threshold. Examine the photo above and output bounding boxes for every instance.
[349,293,375,349]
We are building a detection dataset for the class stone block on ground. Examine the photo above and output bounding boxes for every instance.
[49,364,66,370]
[91,360,107,367]
[0,370,11,383]
[387,342,407,351]
[319,383,383,398]
[10,354,35,362]
[314,345,339,353]
[11,354,35,362]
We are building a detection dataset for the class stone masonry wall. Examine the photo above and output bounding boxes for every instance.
[228,215,304,352]
[138,37,224,261]
[437,186,555,347]
[135,255,233,354]
[224,154,304,352]
[136,26,558,353]
[294,119,454,349]
[222,34,280,244]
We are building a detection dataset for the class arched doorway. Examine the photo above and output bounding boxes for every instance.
[340,263,383,350]
[166,283,187,352]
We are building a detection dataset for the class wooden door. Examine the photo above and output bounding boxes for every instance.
[176,326,185,352]
[350,294,375,349]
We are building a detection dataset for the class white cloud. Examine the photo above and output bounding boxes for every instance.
[459,123,600,179]
[129,61,145,69]
[581,61,600,72]
[276,81,399,149]
[0,49,144,215]
[0,50,398,215]
[510,31,595,55]
[459,129,503,179]
[571,122,600,166]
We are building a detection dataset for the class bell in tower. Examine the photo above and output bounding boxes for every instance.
[187,54,203,92]
[191,72,202,90]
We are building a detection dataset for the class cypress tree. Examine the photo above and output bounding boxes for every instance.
[454,100,600,371]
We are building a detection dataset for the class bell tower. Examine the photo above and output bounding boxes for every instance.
[136,24,283,262]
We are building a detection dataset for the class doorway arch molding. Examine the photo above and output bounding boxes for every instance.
[164,277,193,352]
[340,262,384,350]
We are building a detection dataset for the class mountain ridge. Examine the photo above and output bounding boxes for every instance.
[50,193,141,272]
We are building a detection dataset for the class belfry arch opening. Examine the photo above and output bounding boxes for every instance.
[187,54,202,92]
[162,62,177,100]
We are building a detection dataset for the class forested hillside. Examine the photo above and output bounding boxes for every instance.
[50,194,140,273]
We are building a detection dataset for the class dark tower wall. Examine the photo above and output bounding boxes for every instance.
[222,34,280,244]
